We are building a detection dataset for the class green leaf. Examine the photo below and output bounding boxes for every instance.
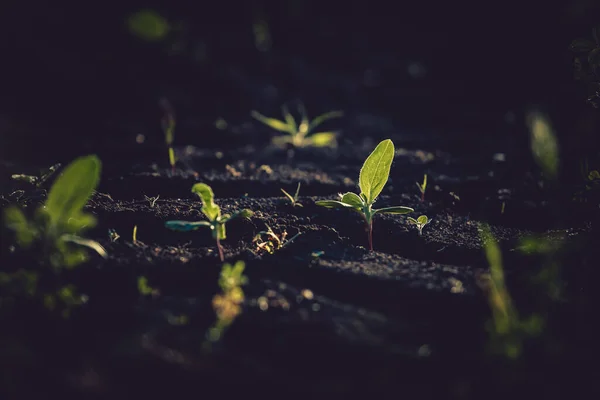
[281,105,297,133]
[192,183,220,221]
[417,215,429,224]
[315,200,357,209]
[359,139,395,205]
[3,206,36,247]
[340,192,364,208]
[60,234,107,259]
[305,132,337,147]
[569,38,597,53]
[216,222,226,240]
[251,111,292,134]
[308,111,343,132]
[526,112,559,181]
[44,155,101,229]
[374,206,414,215]
[165,220,212,232]
[64,212,97,234]
[220,209,253,223]
[128,10,170,41]
[407,217,417,224]
[281,188,295,202]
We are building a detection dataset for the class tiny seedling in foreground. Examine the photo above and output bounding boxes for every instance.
[160,98,176,171]
[251,103,343,149]
[407,215,431,236]
[281,182,303,207]
[316,139,414,251]
[3,155,107,268]
[165,183,253,262]
[416,174,427,202]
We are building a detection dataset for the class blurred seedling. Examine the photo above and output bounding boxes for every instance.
[281,182,303,207]
[3,155,107,268]
[251,103,343,149]
[137,276,160,298]
[165,183,253,262]
[416,174,427,202]
[204,261,248,350]
[407,215,431,236]
[144,194,160,208]
[316,139,414,251]
[11,163,62,188]
[253,225,301,255]
[160,98,177,172]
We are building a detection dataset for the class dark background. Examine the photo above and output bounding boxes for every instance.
[1,0,599,166]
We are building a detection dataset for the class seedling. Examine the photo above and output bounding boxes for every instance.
[416,174,427,202]
[160,98,176,171]
[165,183,253,262]
[316,139,414,251]
[281,182,303,207]
[253,224,301,255]
[407,215,431,236]
[3,155,107,268]
[11,163,61,187]
[204,261,248,348]
[251,103,343,149]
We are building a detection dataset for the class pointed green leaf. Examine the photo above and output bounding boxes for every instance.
[251,111,292,133]
[315,200,357,209]
[305,132,337,147]
[417,215,429,224]
[308,110,343,132]
[45,155,101,228]
[359,139,395,204]
[340,192,364,208]
[281,105,297,133]
[165,220,212,232]
[293,182,302,199]
[374,206,414,215]
[192,183,220,220]
[221,209,253,223]
[60,234,108,259]
[281,188,295,202]
[216,222,226,240]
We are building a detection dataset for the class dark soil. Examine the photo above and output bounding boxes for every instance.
[2,130,600,399]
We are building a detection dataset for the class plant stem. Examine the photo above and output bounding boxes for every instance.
[421,191,424,202]
[216,237,224,262]
[368,221,373,251]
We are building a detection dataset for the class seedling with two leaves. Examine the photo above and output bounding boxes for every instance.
[281,182,303,207]
[3,155,107,268]
[407,215,431,236]
[165,183,253,262]
[251,103,343,149]
[316,139,414,251]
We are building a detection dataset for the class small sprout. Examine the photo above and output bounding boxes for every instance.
[416,174,427,202]
[160,98,177,171]
[251,103,343,149]
[132,225,139,244]
[165,183,253,262]
[144,194,160,208]
[253,225,301,255]
[316,139,414,251]
[407,215,431,236]
[3,155,106,268]
[281,182,303,207]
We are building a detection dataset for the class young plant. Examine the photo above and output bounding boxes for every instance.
[160,98,176,171]
[316,139,414,251]
[416,174,427,202]
[253,224,301,255]
[164,183,253,262]
[251,103,343,149]
[281,182,303,207]
[3,155,107,268]
[407,215,431,236]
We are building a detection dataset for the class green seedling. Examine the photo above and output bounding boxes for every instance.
[11,163,61,187]
[251,103,343,149]
[281,182,303,207]
[316,139,414,251]
[253,225,301,255]
[165,183,253,262]
[416,174,427,202]
[160,98,177,171]
[407,215,431,236]
[3,155,107,268]
[204,261,248,349]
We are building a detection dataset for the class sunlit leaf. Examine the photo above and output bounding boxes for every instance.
[315,200,357,209]
[526,111,559,181]
[374,206,414,215]
[191,183,220,221]
[60,234,108,259]
[306,132,337,147]
[359,139,395,204]
[340,192,364,208]
[251,111,292,133]
[417,215,428,224]
[128,10,170,41]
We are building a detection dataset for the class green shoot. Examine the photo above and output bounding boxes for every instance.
[281,182,303,207]
[3,155,107,268]
[251,103,343,149]
[133,225,138,243]
[253,225,301,255]
[407,215,431,236]
[204,261,248,349]
[165,183,253,262]
[416,174,427,202]
[526,111,559,182]
[160,98,176,171]
[316,139,414,251]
